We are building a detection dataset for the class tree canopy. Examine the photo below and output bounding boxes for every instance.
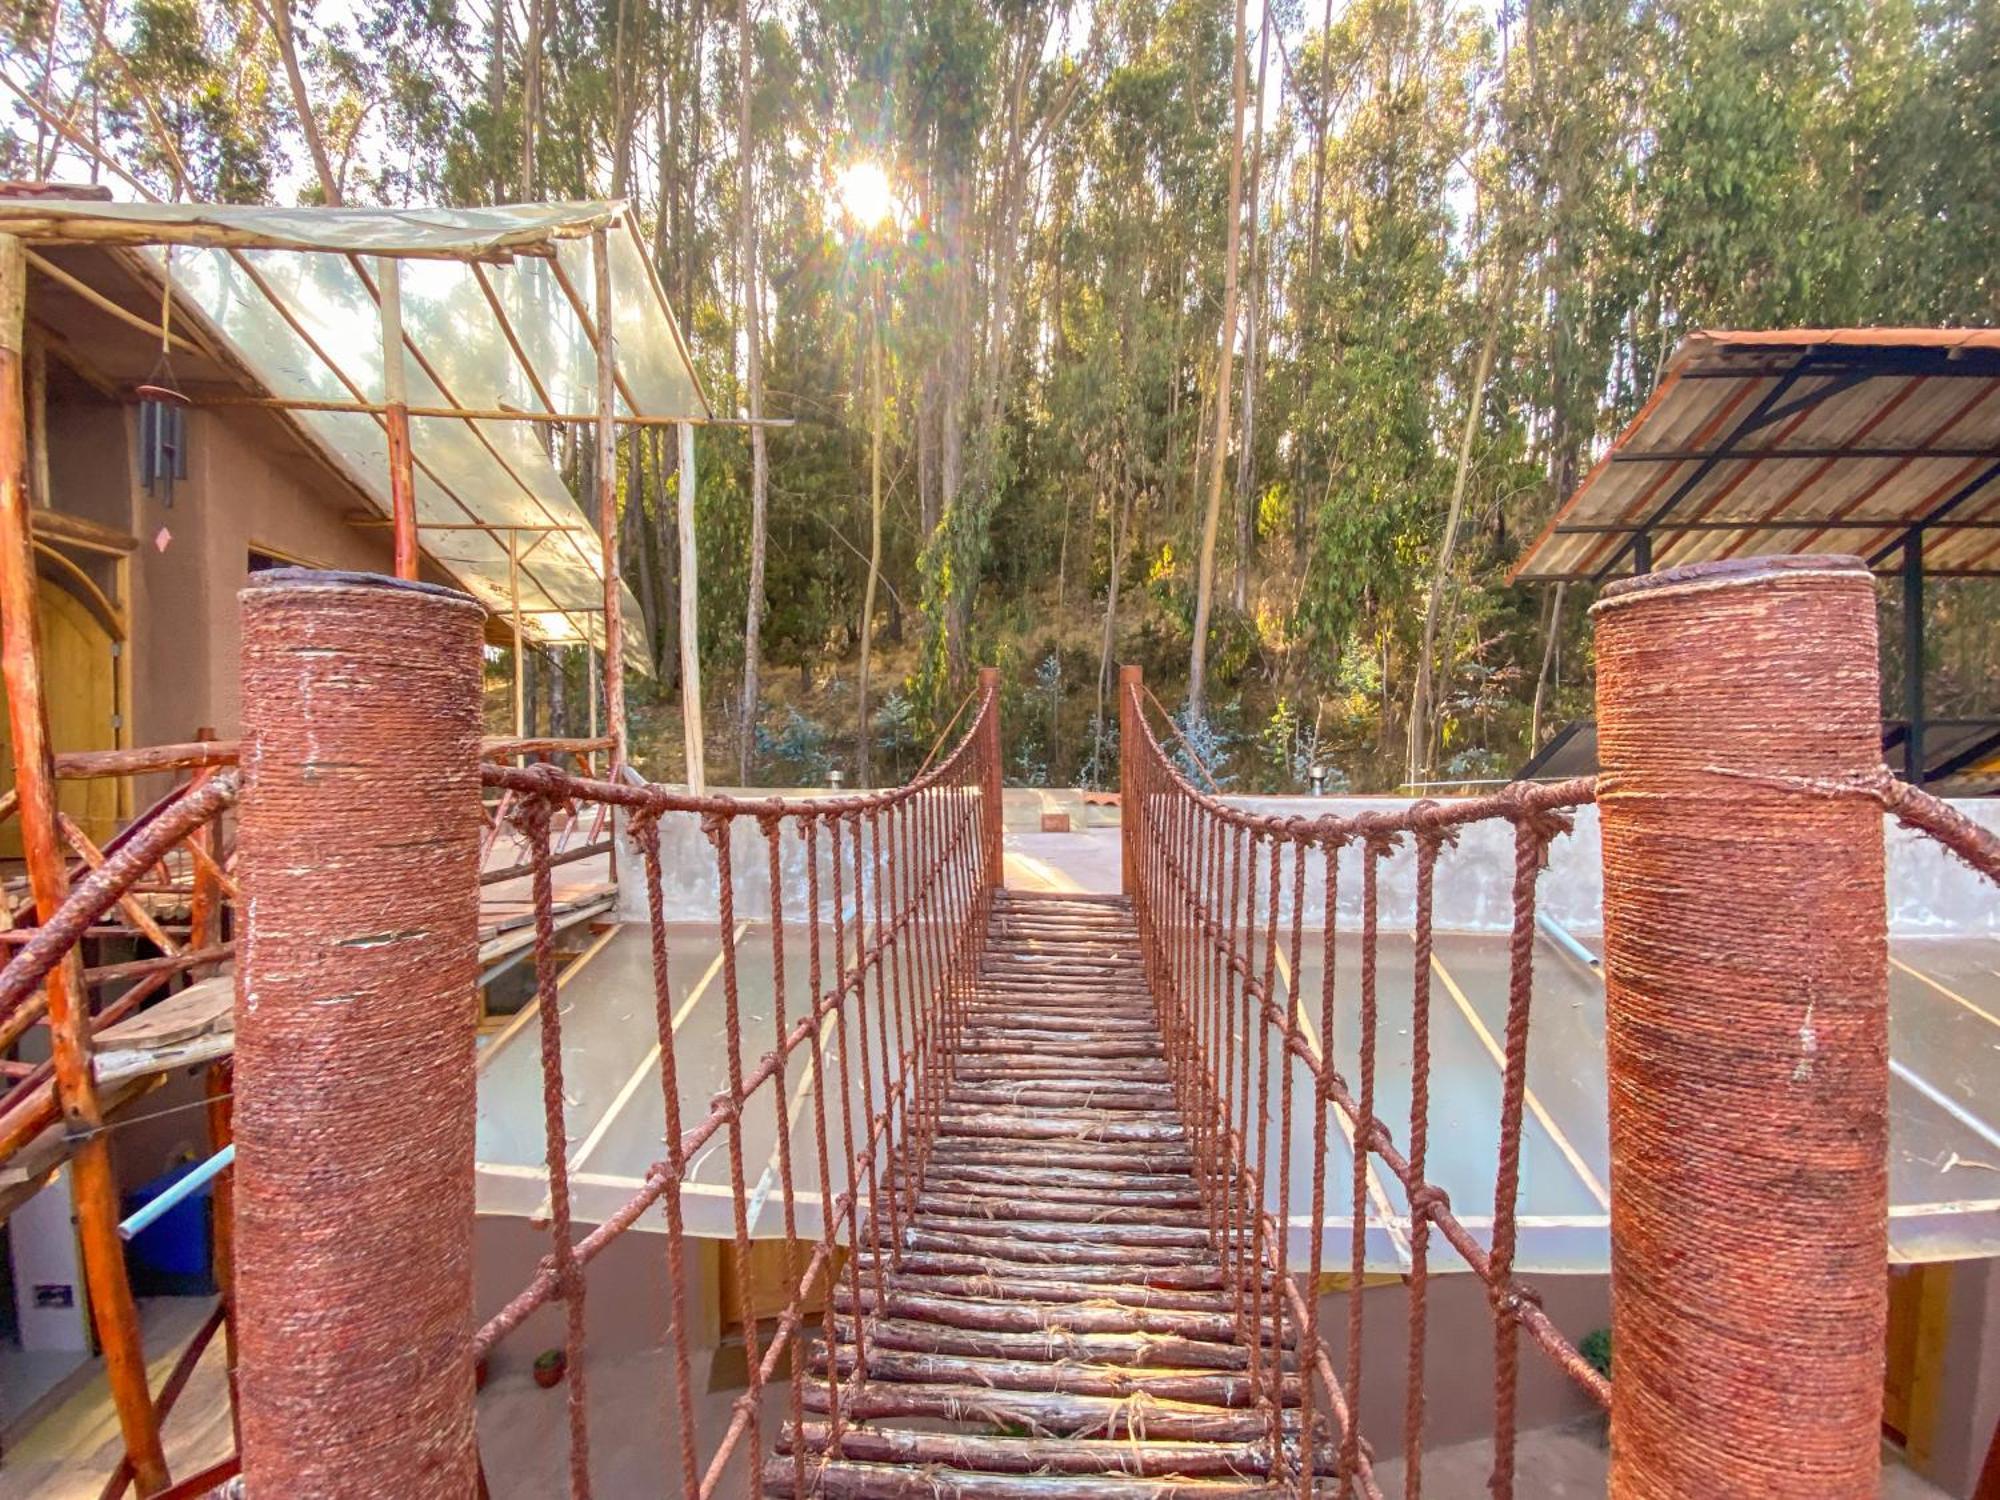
[5,0,1995,788]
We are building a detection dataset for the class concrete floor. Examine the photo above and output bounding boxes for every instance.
[0,1297,232,1499]
[1366,1418,1952,1498]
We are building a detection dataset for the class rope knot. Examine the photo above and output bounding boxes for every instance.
[1407,1183,1452,1221]
[1354,813,1402,859]
[1408,802,1460,855]
[699,809,732,846]
[1500,784,1574,847]
[627,806,662,849]
[1491,1280,1544,1321]
[506,789,555,840]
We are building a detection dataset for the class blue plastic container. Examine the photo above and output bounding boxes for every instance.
[123,1162,213,1278]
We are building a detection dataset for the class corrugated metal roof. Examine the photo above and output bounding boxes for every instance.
[1512,328,2000,583]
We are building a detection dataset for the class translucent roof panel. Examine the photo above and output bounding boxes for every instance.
[7,200,712,670]
[0,199,622,259]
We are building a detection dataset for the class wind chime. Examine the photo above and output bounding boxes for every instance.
[136,248,188,509]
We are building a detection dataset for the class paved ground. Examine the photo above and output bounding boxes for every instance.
[1366,1417,1951,1497]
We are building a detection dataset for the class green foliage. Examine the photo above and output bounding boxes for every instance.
[26,0,2000,788]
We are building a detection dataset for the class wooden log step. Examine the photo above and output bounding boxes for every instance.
[958,1037,1161,1059]
[933,1117,1185,1149]
[921,1145,1194,1176]
[911,1193,1208,1229]
[958,1010,1155,1032]
[861,1253,1233,1293]
[944,1087,1176,1113]
[797,1381,1295,1441]
[829,1315,1262,1371]
[902,1165,1203,1203]
[761,1456,1284,1500]
[948,1063,1172,1086]
[814,1347,1295,1407]
[909,1215,1212,1251]
[832,1285,1260,1344]
[777,1422,1279,1480]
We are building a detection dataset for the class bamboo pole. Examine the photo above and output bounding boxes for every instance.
[677,419,705,792]
[378,257,418,580]
[592,229,626,774]
[0,233,169,1492]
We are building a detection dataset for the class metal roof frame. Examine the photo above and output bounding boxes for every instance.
[1512,329,2000,585]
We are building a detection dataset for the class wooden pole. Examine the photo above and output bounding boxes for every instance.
[1118,664,1142,896]
[508,528,525,743]
[591,229,627,774]
[0,233,170,1492]
[205,1059,240,1445]
[378,257,418,581]
[977,666,1004,886]
[678,419,705,792]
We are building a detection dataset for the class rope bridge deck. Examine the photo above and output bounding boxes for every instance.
[770,889,1307,1499]
[9,562,2000,1497]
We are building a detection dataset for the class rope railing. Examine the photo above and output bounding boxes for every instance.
[1120,679,1603,1499]
[470,678,1005,1499]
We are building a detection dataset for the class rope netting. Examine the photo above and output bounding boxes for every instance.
[1121,671,2000,1499]
[471,681,1003,1499]
[1121,679,1604,1498]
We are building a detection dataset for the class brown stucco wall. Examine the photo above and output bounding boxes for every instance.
[46,395,391,755]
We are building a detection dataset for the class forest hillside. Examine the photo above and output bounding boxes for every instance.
[6,0,1997,790]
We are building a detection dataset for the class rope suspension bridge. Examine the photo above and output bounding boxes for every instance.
[2,557,1997,1499]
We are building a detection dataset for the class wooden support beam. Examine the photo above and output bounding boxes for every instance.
[592,229,626,775]
[57,811,182,956]
[677,421,704,791]
[378,258,418,580]
[0,232,169,1492]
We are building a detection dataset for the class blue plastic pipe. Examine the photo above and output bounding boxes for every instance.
[1535,911,1601,968]
[118,1143,234,1241]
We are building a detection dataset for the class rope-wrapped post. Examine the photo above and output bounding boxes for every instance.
[234,570,485,1496]
[1592,556,1889,1499]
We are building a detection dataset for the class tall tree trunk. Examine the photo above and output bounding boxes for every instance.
[654,428,681,695]
[1187,0,1249,724]
[1093,480,1135,787]
[628,433,662,674]
[266,0,340,204]
[1408,317,1500,786]
[520,0,544,193]
[656,5,678,275]
[1306,0,1335,287]
[609,0,638,196]
[858,269,885,787]
[486,0,509,201]
[1528,582,1564,752]
[735,0,769,784]
[1230,11,1271,614]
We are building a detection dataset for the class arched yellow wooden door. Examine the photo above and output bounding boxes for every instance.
[0,573,120,859]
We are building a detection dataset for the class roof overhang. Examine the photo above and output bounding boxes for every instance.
[1512,328,2000,584]
[4,198,714,673]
